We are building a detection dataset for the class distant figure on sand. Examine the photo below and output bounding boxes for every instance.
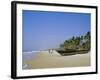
[49,49,50,53]
[49,49,53,54]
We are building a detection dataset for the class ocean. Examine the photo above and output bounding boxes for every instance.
[22,51,40,69]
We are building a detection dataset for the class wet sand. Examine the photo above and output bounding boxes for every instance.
[23,51,90,69]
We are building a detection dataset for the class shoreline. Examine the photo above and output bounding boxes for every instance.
[23,51,90,69]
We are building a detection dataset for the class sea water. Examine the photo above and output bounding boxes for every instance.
[22,51,40,69]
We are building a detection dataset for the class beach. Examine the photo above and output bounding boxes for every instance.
[23,50,90,69]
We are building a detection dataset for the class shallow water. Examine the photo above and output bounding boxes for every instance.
[23,52,36,61]
[22,52,39,69]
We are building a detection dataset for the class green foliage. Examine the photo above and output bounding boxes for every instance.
[59,31,91,51]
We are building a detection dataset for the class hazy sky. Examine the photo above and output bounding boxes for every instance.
[22,10,90,52]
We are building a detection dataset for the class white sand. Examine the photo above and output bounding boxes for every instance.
[24,50,90,69]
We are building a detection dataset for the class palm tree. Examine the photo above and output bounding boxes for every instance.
[59,31,90,51]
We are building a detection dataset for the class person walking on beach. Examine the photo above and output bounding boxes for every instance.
[51,49,53,54]
[49,49,50,53]
[48,49,53,54]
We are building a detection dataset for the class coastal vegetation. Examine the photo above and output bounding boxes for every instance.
[56,31,90,56]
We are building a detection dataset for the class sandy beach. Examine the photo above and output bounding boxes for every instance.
[23,50,90,69]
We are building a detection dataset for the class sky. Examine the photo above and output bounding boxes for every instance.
[22,10,90,52]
